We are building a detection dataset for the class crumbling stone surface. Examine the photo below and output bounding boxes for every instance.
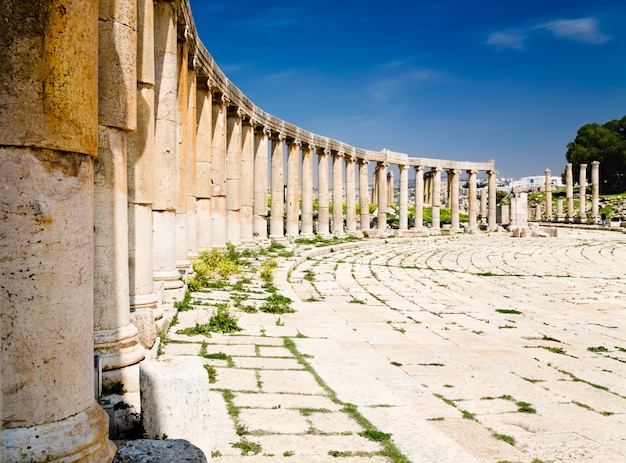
[112,439,207,463]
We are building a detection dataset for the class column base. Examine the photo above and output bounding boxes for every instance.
[153,270,185,303]
[1,402,116,463]
[94,323,145,371]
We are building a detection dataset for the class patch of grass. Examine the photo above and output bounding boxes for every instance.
[303,269,316,281]
[522,377,543,384]
[275,317,285,326]
[260,293,294,314]
[328,450,351,457]
[231,438,262,456]
[359,429,391,442]
[433,393,456,408]
[203,364,217,383]
[173,291,194,312]
[499,325,517,329]
[496,309,522,315]
[427,417,445,421]
[208,306,242,333]
[516,401,536,414]
[588,345,609,353]
[461,409,477,421]
[299,408,331,416]
[283,450,295,457]
[260,258,277,283]
[176,323,213,337]
[492,432,516,446]
[349,297,366,304]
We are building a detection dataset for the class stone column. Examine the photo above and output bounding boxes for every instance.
[556,199,564,221]
[467,170,478,232]
[399,165,409,231]
[210,93,227,247]
[413,166,424,230]
[301,144,315,237]
[286,139,301,238]
[579,163,587,222]
[359,159,370,233]
[387,170,395,208]
[346,155,358,234]
[240,118,255,243]
[175,34,190,273]
[0,2,116,460]
[535,204,542,221]
[544,168,552,221]
[269,133,285,239]
[448,169,460,231]
[479,190,487,220]
[591,161,600,223]
[332,152,345,235]
[566,163,574,222]
[186,58,198,260]
[253,127,270,240]
[371,165,379,204]
[225,106,242,245]
[94,0,144,386]
[487,170,497,231]
[128,0,158,315]
[430,168,441,230]
[377,162,388,233]
[317,148,330,236]
[153,0,184,299]
[195,80,212,249]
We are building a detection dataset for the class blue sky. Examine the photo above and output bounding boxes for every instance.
[188,0,626,178]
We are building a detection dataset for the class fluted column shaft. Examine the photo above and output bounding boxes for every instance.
[301,145,315,237]
[175,36,190,271]
[269,134,285,239]
[94,0,143,377]
[467,170,478,232]
[0,1,116,460]
[359,160,370,232]
[195,82,212,248]
[225,108,242,245]
[332,152,344,234]
[286,140,301,238]
[579,164,587,221]
[346,157,357,233]
[449,169,460,231]
[317,149,330,235]
[488,170,497,230]
[544,169,552,221]
[377,162,388,232]
[210,94,227,247]
[431,168,441,230]
[128,0,158,314]
[186,61,198,259]
[591,161,600,222]
[413,166,424,229]
[253,127,270,240]
[566,163,574,222]
[240,119,255,243]
[399,165,409,230]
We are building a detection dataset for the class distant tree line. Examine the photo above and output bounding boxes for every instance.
[566,115,626,194]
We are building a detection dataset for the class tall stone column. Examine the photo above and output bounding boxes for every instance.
[488,170,498,230]
[128,0,158,316]
[175,34,190,273]
[579,163,587,222]
[544,169,552,221]
[399,165,409,231]
[196,80,212,249]
[269,133,286,239]
[210,93,227,247]
[387,170,395,208]
[371,164,379,204]
[377,162,388,233]
[413,166,424,230]
[467,170,478,232]
[448,169,460,231]
[359,159,370,232]
[332,152,345,235]
[431,168,441,230]
[591,161,600,222]
[94,0,144,387]
[253,127,270,240]
[286,139,301,238]
[566,162,574,222]
[186,58,198,260]
[346,155,358,233]
[153,0,184,300]
[479,190,487,220]
[0,2,116,460]
[301,144,315,237]
[556,199,564,221]
[317,148,330,236]
[240,118,255,243]
[225,107,242,245]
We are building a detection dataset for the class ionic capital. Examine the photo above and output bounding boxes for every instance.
[414,165,424,172]
[288,138,302,148]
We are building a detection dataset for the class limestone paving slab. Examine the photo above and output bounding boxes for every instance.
[232,392,342,411]
[258,369,327,395]
[238,408,310,434]
[232,356,303,370]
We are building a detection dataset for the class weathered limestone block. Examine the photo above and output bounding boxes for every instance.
[113,439,208,463]
[140,357,212,456]
[130,308,157,349]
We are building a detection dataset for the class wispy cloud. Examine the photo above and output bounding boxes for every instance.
[368,66,448,102]
[486,16,611,51]
[535,17,611,44]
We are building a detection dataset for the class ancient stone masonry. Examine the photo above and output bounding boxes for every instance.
[1,0,494,461]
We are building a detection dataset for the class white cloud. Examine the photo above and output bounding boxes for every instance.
[485,30,527,51]
[535,17,611,44]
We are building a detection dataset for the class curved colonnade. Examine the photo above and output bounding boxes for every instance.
[1,0,494,461]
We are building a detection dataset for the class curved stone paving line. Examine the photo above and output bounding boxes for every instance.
[163,229,625,462]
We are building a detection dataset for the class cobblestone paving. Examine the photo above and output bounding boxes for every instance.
[164,229,626,462]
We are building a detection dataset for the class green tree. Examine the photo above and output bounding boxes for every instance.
[565,115,626,193]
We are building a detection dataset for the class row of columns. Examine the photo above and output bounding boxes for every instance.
[541,162,601,223]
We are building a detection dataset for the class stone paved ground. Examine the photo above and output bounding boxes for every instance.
[161,229,626,463]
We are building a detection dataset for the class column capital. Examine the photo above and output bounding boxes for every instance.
[358,157,368,165]
[447,168,460,175]
[220,94,230,106]
[591,160,600,166]
[333,151,345,159]
[545,168,551,174]
[414,165,424,172]
[466,169,478,175]
[379,161,389,168]
[271,132,286,142]
[287,138,302,148]
[398,164,408,171]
